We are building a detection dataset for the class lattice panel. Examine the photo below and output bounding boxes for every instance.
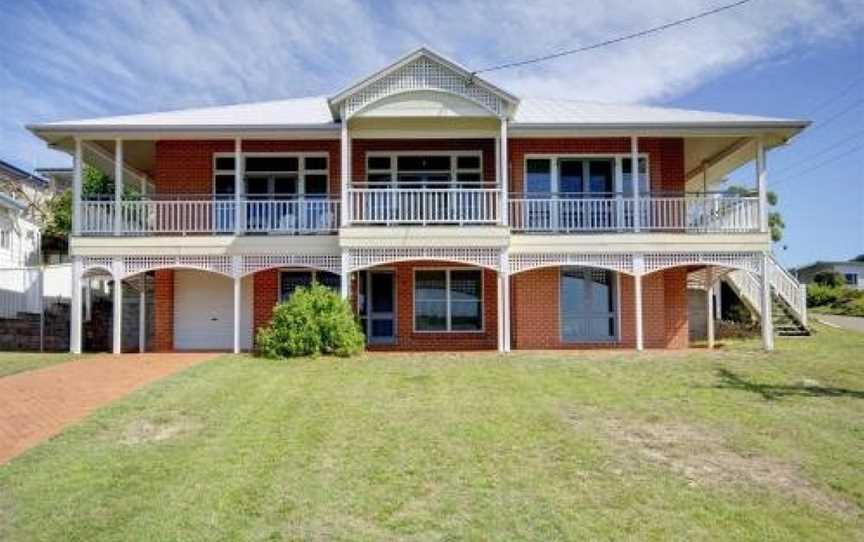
[79,256,114,274]
[121,255,233,279]
[509,253,635,275]
[348,247,501,271]
[240,255,342,276]
[643,252,761,276]
[343,56,505,117]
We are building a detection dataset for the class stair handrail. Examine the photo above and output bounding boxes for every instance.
[766,253,808,326]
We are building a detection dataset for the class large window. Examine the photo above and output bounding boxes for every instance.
[213,154,329,199]
[366,153,483,188]
[414,269,483,332]
[522,156,648,195]
[845,273,859,286]
[279,270,340,301]
[560,267,617,342]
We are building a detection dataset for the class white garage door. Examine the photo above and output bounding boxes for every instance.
[174,270,253,350]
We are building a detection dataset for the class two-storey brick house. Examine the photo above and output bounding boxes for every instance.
[28,48,809,354]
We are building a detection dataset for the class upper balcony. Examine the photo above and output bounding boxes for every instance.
[76,190,759,236]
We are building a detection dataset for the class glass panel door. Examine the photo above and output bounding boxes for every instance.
[561,268,616,342]
[360,271,395,344]
[214,174,235,232]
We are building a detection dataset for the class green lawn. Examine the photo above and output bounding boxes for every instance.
[1,327,862,541]
[0,351,77,378]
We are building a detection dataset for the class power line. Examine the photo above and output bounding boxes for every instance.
[773,142,864,188]
[804,75,864,117]
[775,130,864,175]
[472,0,755,75]
[797,98,864,138]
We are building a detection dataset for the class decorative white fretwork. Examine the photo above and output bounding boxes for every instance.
[121,255,234,279]
[79,256,114,276]
[240,255,342,277]
[509,253,635,276]
[686,267,735,291]
[341,55,507,118]
[643,252,762,276]
[347,247,502,272]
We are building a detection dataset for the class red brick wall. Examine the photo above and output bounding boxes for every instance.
[153,140,341,195]
[508,137,684,193]
[252,269,279,342]
[511,266,689,349]
[153,270,174,352]
[351,139,496,183]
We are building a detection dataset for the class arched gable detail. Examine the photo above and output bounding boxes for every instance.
[347,247,501,272]
[509,253,635,276]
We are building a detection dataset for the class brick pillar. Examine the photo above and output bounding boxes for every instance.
[153,270,174,352]
[253,269,279,344]
[663,268,689,348]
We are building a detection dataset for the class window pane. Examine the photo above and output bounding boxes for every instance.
[451,301,481,330]
[245,176,270,196]
[589,160,614,193]
[214,175,235,195]
[370,272,394,312]
[273,176,298,196]
[368,156,391,170]
[398,155,450,171]
[316,272,340,291]
[415,270,446,301]
[215,157,235,171]
[246,156,298,172]
[457,155,480,169]
[367,173,391,185]
[280,271,313,301]
[416,301,447,331]
[305,175,327,195]
[304,157,327,171]
[456,173,482,185]
[450,270,481,302]
[559,160,583,193]
[526,159,551,193]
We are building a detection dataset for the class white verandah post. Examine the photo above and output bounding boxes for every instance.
[234,138,244,235]
[631,136,641,233]
[340,250,350,300]
[232,256,242,354]
[114,139,123,236]
[499,119,509,227]
[73,137,83,235]
[633,255,644,351]
[340,110,350,227]
[138,277,146,353]
[756,137,769,234]
[760,252,774,351]
[112,258,123,354]
[498,250,510,352]
[70,258,82,354]
[706,267,715,350]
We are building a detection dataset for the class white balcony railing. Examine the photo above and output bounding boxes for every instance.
[509,194,759,233]
[348,188,500,225]
[80,196,340,235]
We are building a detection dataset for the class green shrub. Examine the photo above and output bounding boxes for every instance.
[812,271,845,287]
[256,282,365,358]
[807,283,841,307]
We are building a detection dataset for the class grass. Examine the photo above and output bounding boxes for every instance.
[0,351,77,378]
[1,326,862,541]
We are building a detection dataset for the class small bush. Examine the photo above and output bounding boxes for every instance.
[256,283,365,358]
[807,283,842,307]
[806,283,864,317]
[812,271,845,287]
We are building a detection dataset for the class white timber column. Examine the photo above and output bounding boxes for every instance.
[631,136,641,232]
[706,267,715,350]
[111,258,123,354]
[114,139,123,235]
[714,280,723,320]
[70,258,82,354]
[340,250,350,300]
[232,256,242,354]
[760,252,774,351]
[138,276,146,353]
[496,272,504,352]
[499,250,511,352]
[633,255,644,351]
[499,119,509,226]
[72,137,83,235]
[756,137,769,234]
[340,110,350,226]
[234,138,244,234]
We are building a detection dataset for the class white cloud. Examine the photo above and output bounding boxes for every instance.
[1,0,861,169]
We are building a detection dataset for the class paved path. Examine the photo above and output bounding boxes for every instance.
[0,352,220,464]
[814,314,864,333]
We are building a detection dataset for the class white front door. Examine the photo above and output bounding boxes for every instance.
[174,270,253,350]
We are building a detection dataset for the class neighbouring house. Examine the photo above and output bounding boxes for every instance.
[27,48,810,355]
[794,259,864,290]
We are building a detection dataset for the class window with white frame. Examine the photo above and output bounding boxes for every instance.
[414,269,483,331]
[560,267,618,342]
[279,269,340,301]
[366,152,483,188]
[523,156,648,196]
[0,229,11,250]
[213,154,329,199]
[844,273,859,286]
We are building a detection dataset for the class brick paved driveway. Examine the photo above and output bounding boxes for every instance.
[0,352,220,464]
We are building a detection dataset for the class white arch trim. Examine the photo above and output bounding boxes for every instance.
[642,252,762,277]
[346,247,501,272]
[350,88,501,119]
[509,253,636,276]
[239,255,341,277]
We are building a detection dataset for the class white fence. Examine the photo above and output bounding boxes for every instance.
[0,264,72,318]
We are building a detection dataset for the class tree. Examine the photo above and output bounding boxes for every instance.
[725,185,785,242]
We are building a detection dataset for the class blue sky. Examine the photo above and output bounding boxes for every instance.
[0,0,862,266]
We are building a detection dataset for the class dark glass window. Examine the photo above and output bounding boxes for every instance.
[305,175,327,195]
[526,159,552,194]
[215,157,235,171]
[279,271,339,301]
[397,155,451,171]
[245,156,298,172]
[304,157,327,171]
[560,267,616,342]
[368,156,391,170]
[414,269,482,332]
[457,155,480,169]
